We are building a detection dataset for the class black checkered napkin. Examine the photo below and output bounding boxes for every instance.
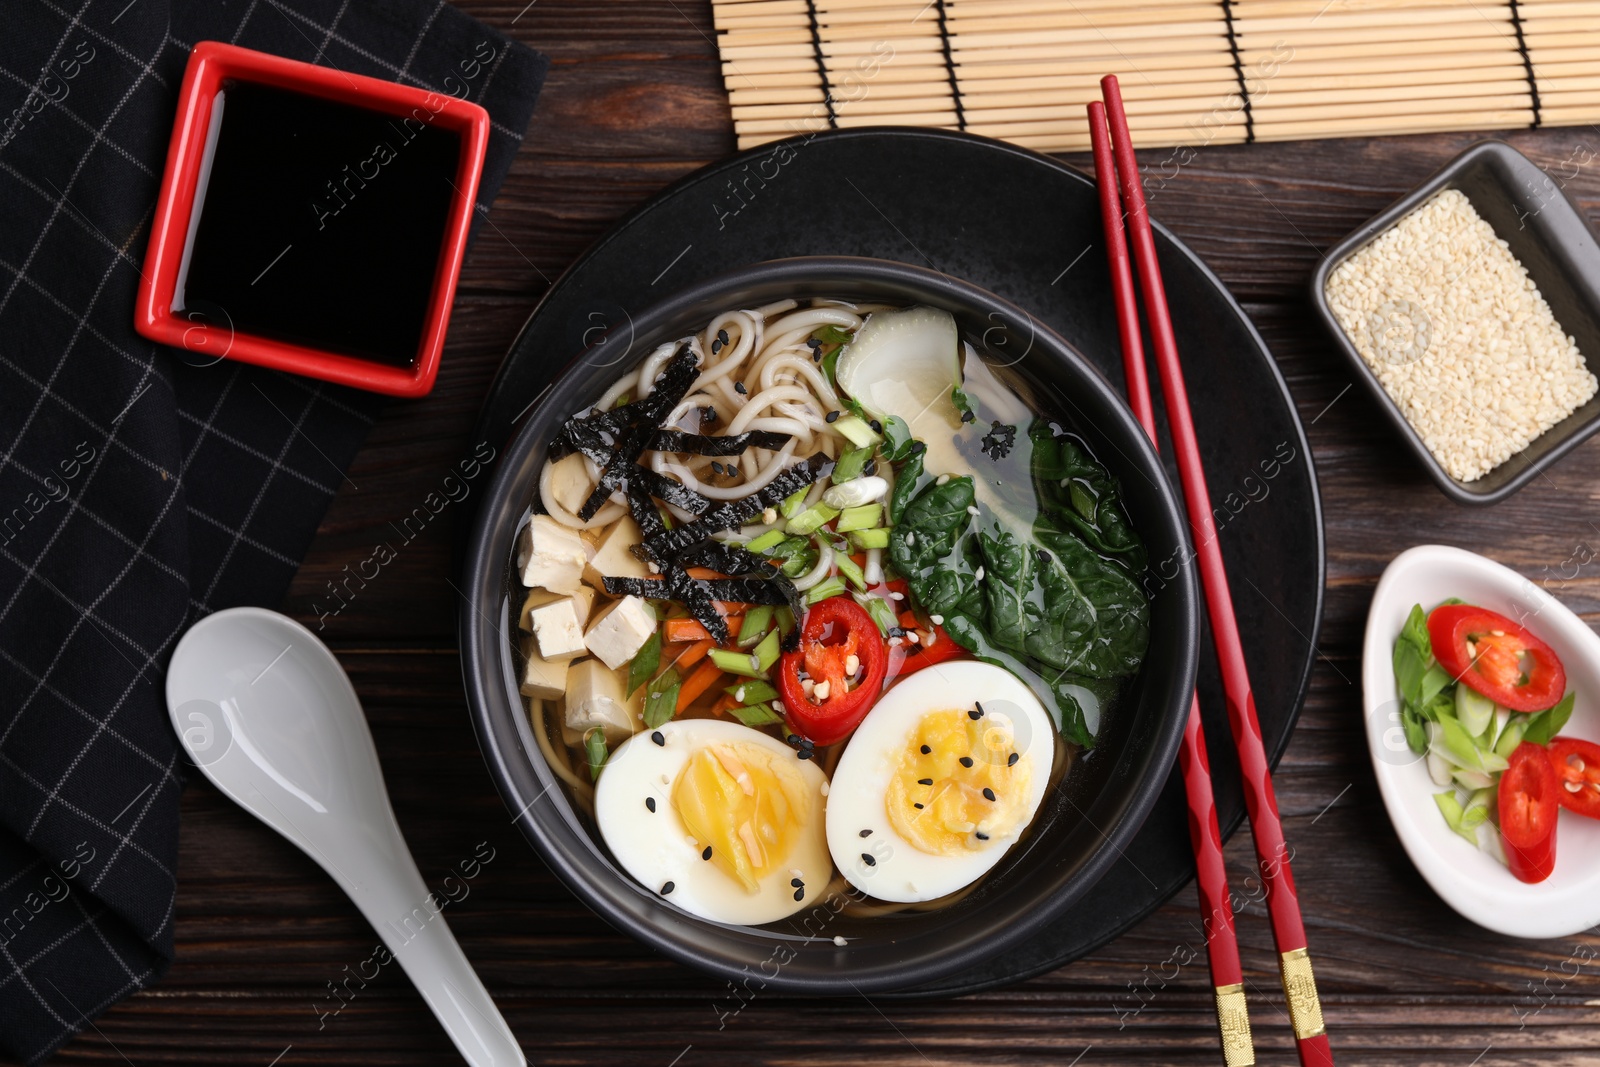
[0,2,545,1062]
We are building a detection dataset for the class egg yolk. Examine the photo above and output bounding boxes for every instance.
[886,708,1032,855]
[672,742,812,892]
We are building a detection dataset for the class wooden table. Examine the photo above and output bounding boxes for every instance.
[60,3,1600,1063]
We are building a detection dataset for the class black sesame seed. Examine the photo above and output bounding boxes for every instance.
[702,846,713,860]
[797,749,813,760]
[700,406,718,425]
[911,440,927,454]
[983,787,997,801]
[787,734,802,745]
[813,349,823,363]
[961,409,976,424]
[972,702,986,719]
[863,459,877,476]
[1008,752,1020,767]
[870,419,883,434]
[806,337,822,350]
[718,329,729,345]
[861,853,876,866]
[1036,548,1052,565]
[959,756,974,768]
[793,888,805,901]
[711,339,723,355]
[825,410,840,423]
[790,877,804,887]
[651,731,665,746]
[859,829,873,838]
[975,831,990,841]
[660,881,675,895]
[920,744,931,755]
[918,778,933,786]
[734,381,748,395]
[914,803,925,809]
[646,797,656,812]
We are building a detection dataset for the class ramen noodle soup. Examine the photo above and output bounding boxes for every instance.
[512,299,1151,924]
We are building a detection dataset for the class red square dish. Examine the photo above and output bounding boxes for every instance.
[135,41,490,398]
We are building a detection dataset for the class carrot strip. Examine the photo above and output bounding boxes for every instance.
[676,659,725,713]
[709,693,738,717]
[664,616,744,644]
[674,638,716,670]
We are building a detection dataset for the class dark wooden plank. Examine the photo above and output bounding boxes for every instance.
[53,0,1600,1063]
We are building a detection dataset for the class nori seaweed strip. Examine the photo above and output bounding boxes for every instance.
[776,578,805,651]
[699,578,795,605]
[644,453,835,561]
[650,430,792,455]
[602,569,730,643]
[624,475,667,548]
[676,539,773,575]
[630,466,712,515]
[574,345,702,520]
[549,341,699,462]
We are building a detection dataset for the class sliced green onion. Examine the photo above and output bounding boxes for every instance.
[1433,791,1478,846]
[832,446,873,483]
[729,702,785,727]
[847,527,891,550]
[626,630,662,697]
[805,575,847,605]
[745,529,787,554]
[832,414,880,449]
[1461,788,1494,832]
[779,485,811,519]
[836,553,867,592]
[710,647,766,679]
[775,606,796,639]
[856,593,898,636]
[752,627,783,673]
[724,679,780,704]
[1456,684,1495,738]
[737,605,775,648]
[787,503,840,535]
[835,503,882,533]
[780,549,818,578]
[643,667,681,729]
[1494,718,1527,760]
[584,728,609,781]
[1451,767,1495,791]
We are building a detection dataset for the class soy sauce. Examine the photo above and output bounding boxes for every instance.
[177,80,461,367]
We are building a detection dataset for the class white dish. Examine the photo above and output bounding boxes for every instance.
[1362,544,1600,939]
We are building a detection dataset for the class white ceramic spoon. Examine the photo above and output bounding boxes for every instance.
[166,607,524,1066]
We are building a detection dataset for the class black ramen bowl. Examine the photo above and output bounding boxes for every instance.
[459,257,1200,993]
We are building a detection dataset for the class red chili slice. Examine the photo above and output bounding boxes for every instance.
[1427,604,1567,712]
[778,595,889,746]
[1548,736,1600,821]
[879,579,965,680]
[1499,741,1560,884]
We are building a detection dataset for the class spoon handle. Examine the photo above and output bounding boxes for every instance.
[331,823,525,1067]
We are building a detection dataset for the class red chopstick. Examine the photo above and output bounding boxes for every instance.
[1093,76,1333,1067]
[1088,100,1253,1067]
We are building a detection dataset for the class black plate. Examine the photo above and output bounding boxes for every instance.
[469,127,1325,997]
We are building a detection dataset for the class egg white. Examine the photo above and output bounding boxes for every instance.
[824,661,1055,902]
[594,718,832,925]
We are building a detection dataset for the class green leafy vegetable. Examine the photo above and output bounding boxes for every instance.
[1029,422,1146,571]
[643,667,681,729]
[951,385,976,423]
[584,728,609,781]
[814,324,853,346]
[626,630,662,697]
[832,445,873,483]
[880,415,916,461]
[888,446,928,525]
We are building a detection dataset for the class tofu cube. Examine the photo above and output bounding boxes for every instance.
[546,453,594,517]
[582,513,654,591]
[564,658,641,743]
[518,639,571,701]
[529,597,588,661]
[584,595,656,671]
[518,585,595,632]
[516,515,587,594]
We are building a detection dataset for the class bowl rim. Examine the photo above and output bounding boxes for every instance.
[1308,139,1600,506]
[458,254,1200,993]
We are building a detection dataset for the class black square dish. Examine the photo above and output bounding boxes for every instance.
[1310,140,1600,505]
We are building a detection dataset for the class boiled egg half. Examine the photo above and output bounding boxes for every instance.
[825,661,1055,902]
[595,718,831,925]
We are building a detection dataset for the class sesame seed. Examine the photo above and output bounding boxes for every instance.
[1008,752,1020,766]
[651,731,666,746]
[966,506,979,516]
[975,831,990,841]
[711,340,723,355]
[930,614,944,625]
[936,474,950,485]
[834,935,849,946]
[974,566,985,582]
[790,877,804,887]
[864,460,877,475]
[788,734,802,745]
[793,888,805,901]
[646,797,656,812]
[734,381,748,395]
[797,748,813,760]
[859,828,873,837]
[717,329,729,345]
[870,419,883,433]
[914,803,925,809]
[660,881,675,895]
[1036,549,1052,565]
[959,756,974,768]
[920,744,931,754]
[826,410,840,423]
[762,506,778,524]
[969,705,984,720]
[918,777,933,786]
[983,787,996,801]
[703,846,713,860]
[861,853,876,866]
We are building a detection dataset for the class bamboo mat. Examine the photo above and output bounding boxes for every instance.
[711,0,1599,152]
